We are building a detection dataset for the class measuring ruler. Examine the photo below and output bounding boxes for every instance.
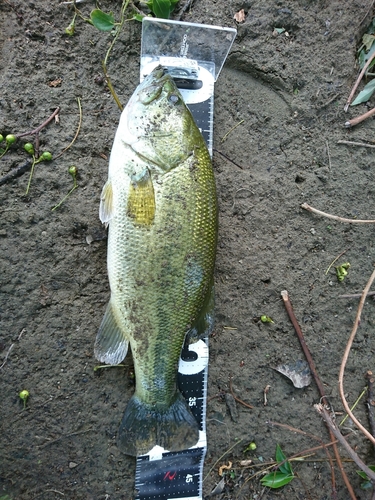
[134,18,236,500]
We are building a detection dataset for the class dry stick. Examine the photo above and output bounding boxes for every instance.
[281,290,356,500]
[338,268,375,447]
[17,107,60,158]
[301,203,375,223]
[365,371,375,456]
[345,107,375,128]
[267,420,337,475]
[338,139,375,149]
[344,49,375,111]
[0,159,32,187]
[54,97,82,160]
[229,376,253,409]
[315,403,375,484]
[340,291,375,299]
[325,248,349,275]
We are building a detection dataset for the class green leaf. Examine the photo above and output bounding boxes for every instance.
[90,9,115,31]
[260,471,294,488]
[362,33,375,52]
[147,0,175,19]
[351,78,375,106]
[275,444,293,475]
[132,13,144,22]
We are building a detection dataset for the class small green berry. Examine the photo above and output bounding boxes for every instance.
[24,142,35,155]
[260,315,274,324]
[248,442,257,451]
[68,165,77,178]
[0,134,4,143]
[5,134,16,145]
[19,389,29,408]
[41,151,52,161]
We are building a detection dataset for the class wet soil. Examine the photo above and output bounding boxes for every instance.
[2,0,375,499]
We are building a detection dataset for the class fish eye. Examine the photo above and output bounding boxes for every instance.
[168,94,180,105]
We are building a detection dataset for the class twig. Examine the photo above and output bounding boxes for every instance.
[17,107,60,157]
[267,420,337,475]
[365,371,375,455]
[229,376,253,409]
[339,291,375,298]
[281,291,327,401]
[338,139,375,149]
[263,384,271,406]
[0,344,14,370]
[338,267,375,447]
[221,120,244,143]
[101,0,131,111]
[176,0,196,20]
[281,289,356,500]
[325,140,332,171]
[54,97,82,160]
[339,387,367,426]
[301,202,375,223]
[213,149,243,169]
[315,403,375,483]
[0,160,32,186]
[325,249,349,275]
[37,427,93,448]
[344,49,375,111]
[345,107,375,128]
[203,439,243,483]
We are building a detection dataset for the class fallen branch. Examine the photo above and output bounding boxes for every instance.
[301,203,375,223]
[338,139,375,149]
[315,403,375,484]
[345,107,375,128]
[339,267,375,447]
[281,290,356,500]
[365,371,375,455]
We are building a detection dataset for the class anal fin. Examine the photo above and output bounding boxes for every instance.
[94,301,129,364]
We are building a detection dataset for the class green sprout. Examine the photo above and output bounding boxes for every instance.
[244,441,257,452]
[19,389,29,409]
[336,262,350,282]
[146,0,179,18]
[260,444,295,489]
[0,134,17,159]
[24,145,53,195]
[93,364,126,372]
[51,166,78,211]
[260,315,274,324]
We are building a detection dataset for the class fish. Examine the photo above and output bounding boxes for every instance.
[95,65,217,457]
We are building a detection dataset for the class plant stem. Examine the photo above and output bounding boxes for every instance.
[281,289,356,500]
[315,403,375,483]
[102,0,131,111]
[301,202,375,223]
[338,267,375,446]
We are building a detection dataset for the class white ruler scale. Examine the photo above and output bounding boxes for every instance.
[135,18,236,500]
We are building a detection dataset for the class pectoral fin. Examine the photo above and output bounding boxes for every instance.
[99,179,114,227]
[94,301,129,365]
[127,168,155,226]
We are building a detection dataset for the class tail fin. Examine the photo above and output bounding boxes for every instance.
[117,392,199,456]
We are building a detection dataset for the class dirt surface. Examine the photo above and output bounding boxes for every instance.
[2,0,375,499]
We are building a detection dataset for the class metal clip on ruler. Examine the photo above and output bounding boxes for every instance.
[135,18,236,500]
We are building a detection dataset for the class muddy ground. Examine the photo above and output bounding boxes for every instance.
[2,0,375,499]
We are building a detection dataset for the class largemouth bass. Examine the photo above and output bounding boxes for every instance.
[95,66,217,457]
